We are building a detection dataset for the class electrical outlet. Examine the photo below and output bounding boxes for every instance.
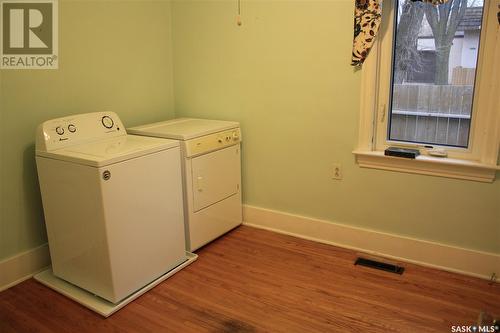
[332,163,342,180]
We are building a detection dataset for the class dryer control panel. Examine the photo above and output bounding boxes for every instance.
[36,112,126,152]
[184,128,241,158]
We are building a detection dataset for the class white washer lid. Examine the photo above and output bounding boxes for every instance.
[127,118,239,140]
[36,135,179,167]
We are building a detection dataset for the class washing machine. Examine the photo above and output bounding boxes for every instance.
[35,112,187,304]
[128,118,242,251]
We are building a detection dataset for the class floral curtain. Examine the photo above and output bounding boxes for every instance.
[351,0,382,67]
[351,0,453,67]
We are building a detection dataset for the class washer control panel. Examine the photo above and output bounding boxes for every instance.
[36,112,126,152]
[185,128,241,157]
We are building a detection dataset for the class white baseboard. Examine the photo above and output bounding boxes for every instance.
[0,244,51,292]
[243,205,500,282]
[2,206,497,291]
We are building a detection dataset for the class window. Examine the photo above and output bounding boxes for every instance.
[388,0,483,148]
[354,0,500,182]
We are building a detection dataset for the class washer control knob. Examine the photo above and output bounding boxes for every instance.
[101,116,114,129]
[68,124,77,133]
[218,138,223,143]
[232,131,239,140]
[55,126,64,135]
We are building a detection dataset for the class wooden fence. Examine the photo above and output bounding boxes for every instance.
[451,67,476,85]
[390,84,473,147]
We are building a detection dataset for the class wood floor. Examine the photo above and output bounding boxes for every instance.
[1,226,499,332]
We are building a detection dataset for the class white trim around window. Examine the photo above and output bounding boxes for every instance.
[354,0,500,183]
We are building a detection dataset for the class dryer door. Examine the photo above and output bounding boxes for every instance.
[191,144,241,212]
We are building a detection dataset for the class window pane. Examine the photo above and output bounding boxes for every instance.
[388,0,484,148]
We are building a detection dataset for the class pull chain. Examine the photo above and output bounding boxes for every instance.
[236,0,242,26]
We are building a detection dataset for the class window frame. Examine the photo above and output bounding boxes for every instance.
[354,0,500,182]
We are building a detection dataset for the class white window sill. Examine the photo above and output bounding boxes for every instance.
[353,150,500,183]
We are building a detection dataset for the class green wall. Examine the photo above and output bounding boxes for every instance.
[171,0,500,254]
[0,0,175,261]
[1,0,498,264]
